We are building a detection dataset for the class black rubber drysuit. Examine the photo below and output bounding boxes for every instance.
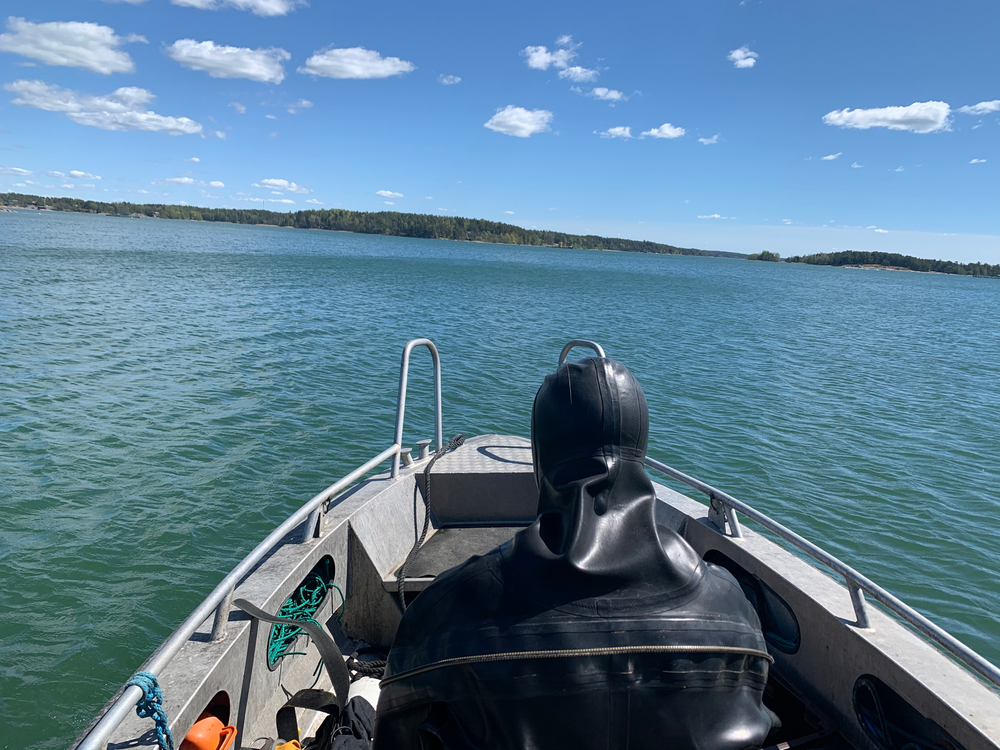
[374,357,776,750]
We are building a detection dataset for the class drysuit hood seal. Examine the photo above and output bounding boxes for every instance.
[503,357,704,610]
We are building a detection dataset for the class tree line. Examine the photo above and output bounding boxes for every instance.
[2,192,745,258]
[785,250,999,278]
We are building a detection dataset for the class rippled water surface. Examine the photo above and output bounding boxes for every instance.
[2,210,999,747]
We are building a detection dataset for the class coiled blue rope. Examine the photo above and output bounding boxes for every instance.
[125,671,175,750]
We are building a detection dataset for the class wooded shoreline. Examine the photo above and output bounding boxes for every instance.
[5,192,996,276]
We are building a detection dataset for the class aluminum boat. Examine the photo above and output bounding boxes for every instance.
[72,339,1000,750]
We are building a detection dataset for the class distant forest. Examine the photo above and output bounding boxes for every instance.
[2,192,747,259]
[785,250,999,278]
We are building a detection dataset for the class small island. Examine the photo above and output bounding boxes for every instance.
[785,250,999,278]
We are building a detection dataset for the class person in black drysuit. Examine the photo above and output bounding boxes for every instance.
[374,357,778,750]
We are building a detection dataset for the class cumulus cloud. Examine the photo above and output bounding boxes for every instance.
[376,190,402,198]
[438,74,461,85]
[163,176,204,185]
[209,180,224,187]
[230,101,246,114]
[383,201,394,205]
[970,158,986,164]
[851,161,863,168]
[306,198,323,204]
[265,114,277,119]
[166,39,289,83]
[287,98,312,113]
[559,66,598,82]
[0,165,33,176]
[4,79,202,135]
[821,152,842,160]
[253,177,308,193]
[698,214,735,219]
[599,126,633,139]
[587,87,625,102]
[727,45,758,69]
[484,105,553,137]
[957,100,1000,116]
[69,170,101,179]
[822,101,951,133]
[504,210,514,214]
[215,130,227,139]
[298,47,415,79]
[0,17,145,75]
[170,0,304,17]
[522,45,576,71]
[874,228,888,233]
[185,156,200,162]
[641,122,685,139]
[698,134,719,145]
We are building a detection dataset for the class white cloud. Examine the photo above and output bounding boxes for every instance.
[894,166,905,172]
[4,79,202,135]
[521,43,576,71]
[268,198,294,204]
[438,74,461,85]
[287,99,312,114]
[424,196,433,199]
[0,165,33,176]
[641,122,685,139]
[165,176,202,185]
[851,161,863,168]
[504,210,514,214]
[600,126,633,139]
[306,198,323,204]
[484,105,553,138]
[253,178,308,193]
[559,66,598,82]
[69,170,101,179]
[822,101,951,133]
[0,17,144,75]
[209,180,224,187]
[957,100,1000,116]
[727,45,758,69]
[166,39,289,84]
[874,228,888,233]
[698,134,719,145]
[555,34,574,46]
[265,114,277,119]
[215,130,227,140]
[821,152,842,160]
[376,190,403,198]
[970,158,986,164]
[782,219,792,225]
[61,183,75,189]
[185,156,200,162]
[698,213,734,219]
[298,47,415,79]
[230,101,246,114]
[169,0,304,17]
[866,225,877,229]
[48,170,66,178]
[587,87,624,102]
[383,201,395,205]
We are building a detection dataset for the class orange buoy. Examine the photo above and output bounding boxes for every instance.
[179,711,237,750]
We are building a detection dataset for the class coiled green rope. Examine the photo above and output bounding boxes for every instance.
[267,558,345,666]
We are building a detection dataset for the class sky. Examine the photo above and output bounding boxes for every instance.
[0,0,997,262]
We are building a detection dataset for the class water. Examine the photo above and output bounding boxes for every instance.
[1,210,998,747]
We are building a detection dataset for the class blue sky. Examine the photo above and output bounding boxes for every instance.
[1,0,997,262]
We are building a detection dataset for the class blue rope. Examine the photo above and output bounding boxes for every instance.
[125,671,175,750]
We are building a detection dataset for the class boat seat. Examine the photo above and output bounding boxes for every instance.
[384,526,521,593]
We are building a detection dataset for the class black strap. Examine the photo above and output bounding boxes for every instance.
[234,598,353,737]
[275,689,342,743]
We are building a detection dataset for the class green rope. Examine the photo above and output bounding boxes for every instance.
[266,559,345,666]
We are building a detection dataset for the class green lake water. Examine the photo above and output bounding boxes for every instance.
[1,210,998,747]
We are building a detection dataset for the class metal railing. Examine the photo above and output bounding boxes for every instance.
[643,455,1000,691]
[391,338,443,479]
[77,337,445,749]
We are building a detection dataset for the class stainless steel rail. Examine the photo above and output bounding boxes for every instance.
[75,444,401,750]
[391,338,443,479]
[644,455,1000,691]
[558,339,606,366]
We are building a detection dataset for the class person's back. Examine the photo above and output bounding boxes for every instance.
[374,358,777,750]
